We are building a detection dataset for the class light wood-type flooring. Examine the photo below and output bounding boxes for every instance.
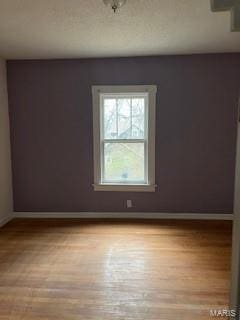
[0,219,232,320]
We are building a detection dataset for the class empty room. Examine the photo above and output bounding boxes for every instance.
[1,1,240,319]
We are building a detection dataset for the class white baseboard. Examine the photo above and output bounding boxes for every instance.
[0,214,14,227]
[14,212,233,220]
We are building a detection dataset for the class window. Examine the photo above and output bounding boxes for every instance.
[92,85,157,192]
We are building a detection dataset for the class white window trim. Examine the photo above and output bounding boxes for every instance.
[92,85,157,192]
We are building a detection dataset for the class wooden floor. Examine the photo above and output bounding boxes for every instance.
[0,219,232,320]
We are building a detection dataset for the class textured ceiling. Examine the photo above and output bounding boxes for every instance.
[0,0,239,59]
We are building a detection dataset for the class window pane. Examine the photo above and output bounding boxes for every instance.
[132,98,145,139]
[103,143,145,183]
[104,99,117,139]
[118,98,131,139]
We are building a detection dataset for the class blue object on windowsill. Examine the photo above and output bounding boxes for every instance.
[122,172,128,179]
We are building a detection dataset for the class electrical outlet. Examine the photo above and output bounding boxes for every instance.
[127,200,132,208]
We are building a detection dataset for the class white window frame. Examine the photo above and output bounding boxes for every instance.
[92,85,157,192]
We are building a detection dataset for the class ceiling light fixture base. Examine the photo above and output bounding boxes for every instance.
[103,0,127,13]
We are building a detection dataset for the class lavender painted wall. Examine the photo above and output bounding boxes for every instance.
[7,54,240,213]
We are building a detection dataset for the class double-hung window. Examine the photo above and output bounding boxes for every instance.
[92,85,157,192]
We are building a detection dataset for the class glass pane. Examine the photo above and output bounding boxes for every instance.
[132,98,145,139]
[103,143,145,183]
[118,99,131,139]
[104,99,117,139]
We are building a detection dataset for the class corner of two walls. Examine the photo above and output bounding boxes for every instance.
[0,58,13,226]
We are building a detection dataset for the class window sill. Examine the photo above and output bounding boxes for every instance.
[93,184,156,192]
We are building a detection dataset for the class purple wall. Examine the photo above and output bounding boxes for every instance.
[7,54,240,213]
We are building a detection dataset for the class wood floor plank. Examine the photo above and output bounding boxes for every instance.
[0,219,232,320]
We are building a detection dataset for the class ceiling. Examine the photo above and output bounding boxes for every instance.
[0,0,239,60]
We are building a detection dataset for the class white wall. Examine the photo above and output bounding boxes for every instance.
[0,58,13,225]
[230,120,240,319]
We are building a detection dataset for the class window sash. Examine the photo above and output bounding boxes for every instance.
[101,94,147,141]
[101,140,148,184]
